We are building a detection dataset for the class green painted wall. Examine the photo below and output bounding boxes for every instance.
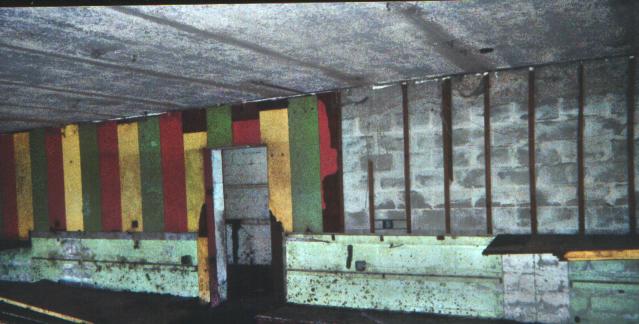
[288,97,322,233]
[569,260,639,323]
[79,124,102,232]
[138,117,165,232]
[29,129,48,232]
[0,247,32,282]
[285,234,503,318]
[0,233,199,298]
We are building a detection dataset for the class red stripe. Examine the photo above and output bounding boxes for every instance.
[97,122,122,231]
[232,119,261,145]
[0,135,19,239]
[203,149,220,306]
[318,99,338,209]
[160,112,187,232]
[45,129,66,231]
[318,98,341,232]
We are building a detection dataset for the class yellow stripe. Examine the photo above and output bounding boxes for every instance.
[184,132,207,232]
[259,109,293,232]
[61,125,83,231]
[197,237,211,304]
[14,132,33,240]
[0,296,93,323]
[564,249,639,261]
[117,123,143,232]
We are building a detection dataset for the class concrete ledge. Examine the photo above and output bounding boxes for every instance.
[31,231,196,241]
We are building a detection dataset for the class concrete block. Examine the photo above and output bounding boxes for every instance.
[536,140,577,165]
[536,185,578,207]
[503,254,535,273]
[537,291,570,323]
[344,211,369,232]
[585,161,628,184]
[451,208,486,235]
[375,209,406,220]
[491,125,528,147]
[411,209,445,234]
[535,62,579,113]
[585,206,629,234]
[493,207,531,234]
[537,206,579,234]
[494,167,529,186]
[536,120,578,141]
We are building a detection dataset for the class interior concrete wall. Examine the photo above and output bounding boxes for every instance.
[342,56,637,235]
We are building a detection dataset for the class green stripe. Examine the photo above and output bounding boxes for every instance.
[288,96,322,232]
[138,117,164,232]
[30,128,49,231]
[79,124,102,232]
[206,105,232,147]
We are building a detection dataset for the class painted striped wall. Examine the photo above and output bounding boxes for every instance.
[0,95,341,239]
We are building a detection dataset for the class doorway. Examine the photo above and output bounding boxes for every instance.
[208,145,284,303]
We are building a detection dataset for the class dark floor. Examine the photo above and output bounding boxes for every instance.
[0,281,515,324]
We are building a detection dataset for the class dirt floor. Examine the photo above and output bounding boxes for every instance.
[0,281,516,324]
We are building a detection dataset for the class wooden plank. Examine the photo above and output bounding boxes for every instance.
[184,132,207,232]
[160,112,187,232]
[13,132,33,240]
[30,235,197,263]
[484,234,639,257]
[628,57,636,234]
[260,109,293,232]
[401,83,412,233]
[203,149,221,306]
[569,260,639,283]
[117,122,143,232]
[288,96,322,233]
[483,75,493,235]
[0,134,18,239]
[196,236,210,303]
[286,235,501,277]
[61,125,83,231]
[97,122,122,232]
[210,149,228,302]
[528,69,538,234]
[442,78,452,234]
[206,105,233,147]
[0,296,92,324]
[138,117,164,232]
[564,249,639,261]
[78,124,102,232]
[29,129,49,232]
[368,160,375,234]
[45,128,66,231]
[577,63,586,235]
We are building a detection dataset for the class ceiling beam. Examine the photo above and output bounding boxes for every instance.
[0,103,121,119]
[0,42,279,98]
[110,6,368,86]
[389,3,496,73]
[0,80,184,110]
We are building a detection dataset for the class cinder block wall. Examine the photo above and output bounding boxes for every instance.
[342,56,637,236]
